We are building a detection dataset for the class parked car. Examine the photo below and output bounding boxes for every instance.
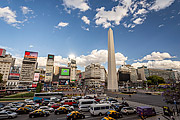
[51,103,60,109]
[105,110,123,119]
[39,106,54,112]
[66,111,85,120]
[54,107,70,115]
[29,109,50,118]
[136,106,156,117]
[0,111,17,119]
[16,107,33,114]
[121,107,136,115]
[61,105,74,111]
[25,99,33,103]
[48,102,55,107]
[101,116,115,120]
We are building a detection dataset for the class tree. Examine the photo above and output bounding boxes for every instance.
[36,83,42,93]
[147,75,165,85]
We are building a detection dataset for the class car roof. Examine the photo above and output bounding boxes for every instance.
[71,111,80,114]
[109,110,117,112]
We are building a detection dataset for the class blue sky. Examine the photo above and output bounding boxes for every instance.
[0,0,180,70]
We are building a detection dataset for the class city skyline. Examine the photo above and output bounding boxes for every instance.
[0,0,180,71]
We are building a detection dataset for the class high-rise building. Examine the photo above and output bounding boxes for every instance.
[0,49,15,89]
[108,28,118,91]
[45,54,54,84]
[68,59,77,83]
[19,51,38,88]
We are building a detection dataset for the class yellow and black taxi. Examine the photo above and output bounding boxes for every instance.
[66,111,85,120]
[101,116,115,120]
[29,109,50,118]
[24,105,35,110]
[55,107,70,115]
[105,110,123,119]
[16,107,33,114]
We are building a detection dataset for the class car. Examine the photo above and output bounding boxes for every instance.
[29,109,50,118]
[24,105,35,110]
[111,103,126,112]
[2,106,18,111]
[66,111,85,120]
[105,110,123,119]
[0,111,17,119]
[61,105,74,111]
[25,99,33,103]
[79,106,90,112]
[26,102,39,108]
[54,107,70,115]
[42,100,50,106]
[16,107,33,114]
[101,116,115,120]
[121,107,136,115]
[39,106,54,112]
[51,103,60,109]
[48,102,55,107]
[136,106,156,117]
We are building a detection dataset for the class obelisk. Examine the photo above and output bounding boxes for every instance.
[108,28,118,92]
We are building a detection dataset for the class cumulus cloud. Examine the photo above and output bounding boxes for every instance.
[0,7,21,27]
[29,45,34,48]
[21,6,33,15]
[138,52,176,61]
[94,0,175,28]
[81,16,90,25]
[81,26,89,31]
[63,0,90,12]
[55,22,69,29]
[14,49,127,68]
[149,0,175,11]
[158,24,164,27]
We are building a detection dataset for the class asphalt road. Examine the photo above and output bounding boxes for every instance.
[11,111,140,120]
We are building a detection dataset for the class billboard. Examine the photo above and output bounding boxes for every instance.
[59,79,69,85]
[34,73,40,81]
[8,73,20,80]
[60,68,70,76]
[32,82,38,88]
[48,54,54,60]
[0,48,6,57]
[24,51,38,59]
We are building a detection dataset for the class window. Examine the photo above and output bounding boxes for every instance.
[101,106,106,109]
[106,106,109,109]
[94,107,100,110]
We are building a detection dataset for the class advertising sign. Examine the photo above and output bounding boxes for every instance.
[60,68,70,76]
[24,51,38,59]
[32,82,38,88]
[8,73,20,80]
[46,73,51,76]
[34,73,40,81]
[0,48,6,57]
[48,54,54,60]
[59,79,69,85]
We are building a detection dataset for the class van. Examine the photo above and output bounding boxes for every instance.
[78,99,97,106]
[136,106,156,117]
[90,104,113,116]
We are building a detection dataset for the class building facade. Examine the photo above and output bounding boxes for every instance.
[45,54,54,84]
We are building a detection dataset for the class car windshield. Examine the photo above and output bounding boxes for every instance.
[7,111,12,114]
[67,113,72,116]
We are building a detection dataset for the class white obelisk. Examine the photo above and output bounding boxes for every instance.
[108,28,118,92]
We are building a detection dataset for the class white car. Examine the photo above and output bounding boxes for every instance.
[48,102,55,107]
[61,105,74,111]
[26,103,39,108]
[121,107,136,115]
[2,106,18,111]
[39,106,54,112]
[25,99,33,103]
[0,111,17,119]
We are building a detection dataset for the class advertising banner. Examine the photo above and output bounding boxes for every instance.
[0,48,6,57]
[32,82,38,88]
[60,68,70,76]
[48,54,54,60]
[34,73,40,81]
[59,79,69,85]
[24,51,38,59]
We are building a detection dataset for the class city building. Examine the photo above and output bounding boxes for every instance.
[59,67,71,86]
[85,63,106,88]
[0,49,15,89]
[19,51,38,88]
[68,59,77,83]
[45,54,54,85]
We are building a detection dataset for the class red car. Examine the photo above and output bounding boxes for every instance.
[64,99,77,106]
[94,98,101,102]
[51,103,60,109]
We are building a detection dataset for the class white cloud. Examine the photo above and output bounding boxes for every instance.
[158,24,164,27]
[149,0,175,11]
[14,49,127,68]
[132,60,180,70]
[0,7,21,27]
[138,52,176,61]
[81,26,89,31]
[21,6,33,15]
[29,45,34,48]
[81,16,90,25]
[133,18,145,24]
[55,22,69,29]
[63,0,90,12]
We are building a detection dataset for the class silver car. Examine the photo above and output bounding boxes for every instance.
[0,111,17,119]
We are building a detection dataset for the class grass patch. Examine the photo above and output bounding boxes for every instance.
[4,92,34,98]
[0,98,33,101]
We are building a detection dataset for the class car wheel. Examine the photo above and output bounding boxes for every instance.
[57,112,60,115]
[127,112,129,115]
[31,115,35,118]
[44,114,47,117]
[8,116,13,119]
[99,113,102,116]
[82,115,85,119]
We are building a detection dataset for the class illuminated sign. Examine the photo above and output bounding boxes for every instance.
[61,69,70,76]
[24,51,38,59]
